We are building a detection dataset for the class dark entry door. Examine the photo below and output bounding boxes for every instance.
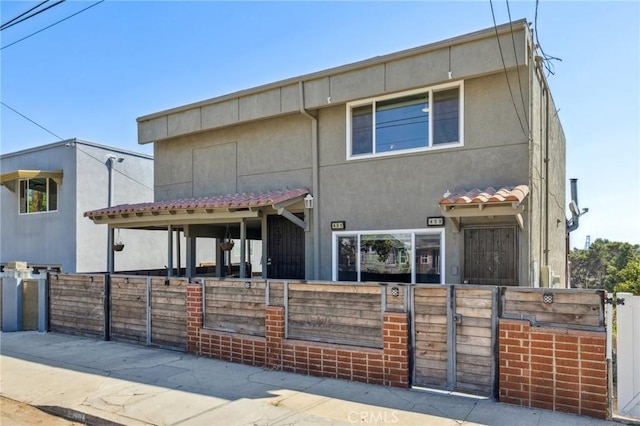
[267,214,305,279]
[464,227,517,286]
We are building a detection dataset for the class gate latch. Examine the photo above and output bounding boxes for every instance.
[453,313,463,324]
[604,297,625,306]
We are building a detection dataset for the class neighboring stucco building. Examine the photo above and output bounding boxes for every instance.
[86,20,568,287]
[0,139,168,273]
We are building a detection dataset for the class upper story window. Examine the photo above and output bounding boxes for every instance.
[347,82,463,159]
[19,178,58,214]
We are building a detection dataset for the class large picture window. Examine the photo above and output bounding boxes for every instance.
[347,83,463,159]
[333,229,443,284]
[19,178,58,214]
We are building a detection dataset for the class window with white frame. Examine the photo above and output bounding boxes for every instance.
[334,229,443,284]
[347,83,463,159]
[19,178,58,214]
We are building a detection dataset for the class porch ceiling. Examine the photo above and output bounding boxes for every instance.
[439,185,529,232]
[84,188,309,229]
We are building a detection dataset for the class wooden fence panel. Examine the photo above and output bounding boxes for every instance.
[150,278,187,350]
[110,276,148,344]
[455,287,496,396]
[49,274,105,338]
[203,279,266,336]
[502,288,604,329]
[268,280,285,307]
[287,283,382,348]
[413,286,448,388]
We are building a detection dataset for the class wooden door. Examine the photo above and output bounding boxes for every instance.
[464,227,517,286]
[267,215,305,279]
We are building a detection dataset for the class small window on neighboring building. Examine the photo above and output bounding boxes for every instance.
[19,178,58,214]
[347,83,463,159]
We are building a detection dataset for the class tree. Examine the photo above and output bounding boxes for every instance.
[613,259,640,295]
[569,239,640,294]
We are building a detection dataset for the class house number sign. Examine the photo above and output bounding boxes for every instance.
[331,221,346,230]
[427,216,445,227]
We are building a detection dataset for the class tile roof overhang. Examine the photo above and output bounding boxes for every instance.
[84,188,309,229]
[439,185,529,232]
[0,169,64,192]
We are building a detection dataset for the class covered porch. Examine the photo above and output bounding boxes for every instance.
[84,188,312,279]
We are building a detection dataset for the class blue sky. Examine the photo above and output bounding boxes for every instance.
[1,1,638,248]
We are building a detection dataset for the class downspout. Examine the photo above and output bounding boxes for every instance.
[544,87,550,267]
[299,81,320,280]
[534,51,550,268]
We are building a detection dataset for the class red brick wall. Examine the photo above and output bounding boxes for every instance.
[499,319,608,419]
[186,284,409,388]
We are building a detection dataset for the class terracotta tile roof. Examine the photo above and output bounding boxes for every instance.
[439,185,529,205]
[85,188,309,218]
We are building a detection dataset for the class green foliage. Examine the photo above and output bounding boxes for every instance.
[613,259,640,295]
[361,238,398,263]
[569,239,640,295]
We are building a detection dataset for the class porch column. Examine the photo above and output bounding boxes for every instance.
[107,226,115,274]
[186,234,196,278]
[167,225,174,277]
[215,238,224,277]
[176,228,182,276]
[261,214,268,278]
[240,219,246,279]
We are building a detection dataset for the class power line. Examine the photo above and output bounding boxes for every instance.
[489,0,529,140]
[0,0,49,28]
[534,0,562,76]
[1,0,104,51]
[505,0,530,135]
[1,101,154,192]
[1,0,67,32]
[1,101,64,140]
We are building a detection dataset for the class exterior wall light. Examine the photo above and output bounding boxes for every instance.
[304,194,314,209]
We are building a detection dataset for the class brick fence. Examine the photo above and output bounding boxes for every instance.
[499,319,608,419]
[186,283,409,388]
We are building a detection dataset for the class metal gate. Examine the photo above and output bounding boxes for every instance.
[267,214,305,279]
[411,284,498,397]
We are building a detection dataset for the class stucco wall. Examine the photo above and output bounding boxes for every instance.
[74,143,170,272]
[153,114,312,201]
[528,64,567,287]
[145,22,565,285]
[139,25,529,144]
[152,69,533,282]
[0,144,78,271]
[315,71,530,282]
[0,141,173,273]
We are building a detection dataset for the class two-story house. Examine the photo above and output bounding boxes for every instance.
[1,139,168,273]
[85,20,567,287]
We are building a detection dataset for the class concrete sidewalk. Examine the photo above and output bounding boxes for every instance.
[0,332,620,426]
